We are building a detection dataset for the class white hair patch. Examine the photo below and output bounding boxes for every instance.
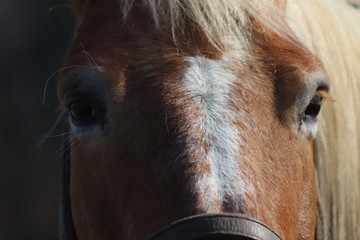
[182,56,249,211]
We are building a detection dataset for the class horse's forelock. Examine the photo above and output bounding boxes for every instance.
[119,0,293,50]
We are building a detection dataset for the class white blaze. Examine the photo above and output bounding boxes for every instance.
[183,56,248,211]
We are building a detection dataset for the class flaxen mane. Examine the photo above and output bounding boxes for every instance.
[119,0,360,239]
[287,0,360,239]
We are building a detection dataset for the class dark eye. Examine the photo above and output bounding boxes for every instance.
[69,99,97,121]
[304,93,324,118]
[64,90,106,126]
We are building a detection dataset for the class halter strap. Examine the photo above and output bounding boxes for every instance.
[59,131,77,240]
[148,213,282,240]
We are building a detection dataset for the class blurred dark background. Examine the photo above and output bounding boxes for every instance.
[0,0,76,239]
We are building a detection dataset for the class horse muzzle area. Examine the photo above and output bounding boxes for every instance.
[60,136,282,240]
[148,213,282,240]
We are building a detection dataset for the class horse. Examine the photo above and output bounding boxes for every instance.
[56,0,360,239]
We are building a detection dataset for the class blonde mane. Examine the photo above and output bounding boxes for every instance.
[287,0,360,239]
[119,0,360,239]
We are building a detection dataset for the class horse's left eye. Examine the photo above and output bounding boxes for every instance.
[304,95,323,118]
[299,89,329,138]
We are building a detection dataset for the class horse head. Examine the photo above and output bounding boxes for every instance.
[57,0,332,239]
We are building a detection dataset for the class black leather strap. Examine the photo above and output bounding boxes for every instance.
[148,214,283,240]
[59,133,77,240]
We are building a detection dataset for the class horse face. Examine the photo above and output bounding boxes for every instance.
[58,0,329,239]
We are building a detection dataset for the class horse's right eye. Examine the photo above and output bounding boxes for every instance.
[64,90,106,129]
[69,99,97,122]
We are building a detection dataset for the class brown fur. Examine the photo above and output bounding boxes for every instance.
[72,0,91,17]
[58,0,329,239]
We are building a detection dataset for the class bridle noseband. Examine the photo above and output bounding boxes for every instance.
[148,214,282,240]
